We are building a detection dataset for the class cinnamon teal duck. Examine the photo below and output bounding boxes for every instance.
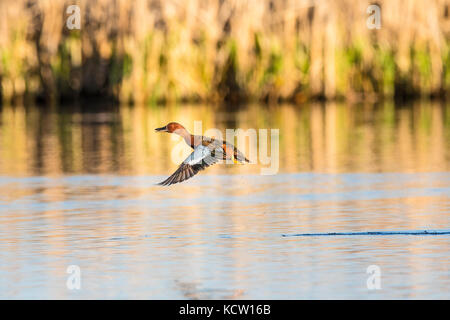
[155,122,249,186]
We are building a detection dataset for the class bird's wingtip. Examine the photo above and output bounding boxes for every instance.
[156,180,168,186]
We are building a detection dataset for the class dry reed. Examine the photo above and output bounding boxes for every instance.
[0,0,449,104]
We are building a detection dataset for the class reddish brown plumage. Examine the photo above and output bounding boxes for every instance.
[166,122,185,133]
[155,122,250,185]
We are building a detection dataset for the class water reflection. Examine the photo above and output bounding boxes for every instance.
[0,102,448,175]
[0,102,449,299]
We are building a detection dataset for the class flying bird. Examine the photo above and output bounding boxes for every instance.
[155,122,249,186]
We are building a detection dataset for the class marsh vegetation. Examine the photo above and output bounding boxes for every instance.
[0,0,449,105]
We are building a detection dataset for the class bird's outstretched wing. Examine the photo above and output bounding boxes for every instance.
[157,144,221,186]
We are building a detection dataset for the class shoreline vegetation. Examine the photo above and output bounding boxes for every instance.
[0,0,449,106]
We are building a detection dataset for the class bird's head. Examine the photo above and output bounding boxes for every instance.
[155,122,185,133]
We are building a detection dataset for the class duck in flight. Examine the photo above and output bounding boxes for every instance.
[155,122,249,186]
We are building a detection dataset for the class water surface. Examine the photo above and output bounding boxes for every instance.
[0,102,449,299]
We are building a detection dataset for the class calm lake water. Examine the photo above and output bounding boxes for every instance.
[0,102,449,299]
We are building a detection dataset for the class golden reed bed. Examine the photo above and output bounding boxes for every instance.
[0,0,449,104]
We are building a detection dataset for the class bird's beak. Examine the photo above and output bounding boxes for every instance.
[155,126,168,132]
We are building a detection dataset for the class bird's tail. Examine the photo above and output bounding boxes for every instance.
[234,155,250,164]
[233,145,250,164]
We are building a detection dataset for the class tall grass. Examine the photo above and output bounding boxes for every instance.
[0,0,449,105]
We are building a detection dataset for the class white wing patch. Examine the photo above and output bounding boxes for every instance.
[184,145,212,165]
[157,143,222,186]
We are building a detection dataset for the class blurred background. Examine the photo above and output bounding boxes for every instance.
[0,0,449,104]
[0,0,449,299]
